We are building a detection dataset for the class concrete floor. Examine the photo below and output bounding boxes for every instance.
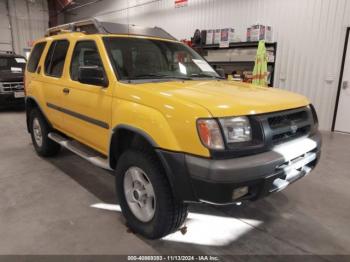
[0,109,349,257]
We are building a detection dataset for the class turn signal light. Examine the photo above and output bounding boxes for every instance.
[197,119,224,150]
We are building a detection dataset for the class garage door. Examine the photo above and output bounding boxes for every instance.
[0,0,12,51]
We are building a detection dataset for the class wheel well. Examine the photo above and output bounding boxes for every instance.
[109,128,157,170]
[25,98,39,133]
[25,98,52,133]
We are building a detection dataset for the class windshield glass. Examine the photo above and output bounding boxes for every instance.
[104,37,220,81]
[0,57,26,72]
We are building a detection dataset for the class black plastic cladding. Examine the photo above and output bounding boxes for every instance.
[210,106,316,159]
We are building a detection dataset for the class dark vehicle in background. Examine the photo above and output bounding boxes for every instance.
[0,51,26,108]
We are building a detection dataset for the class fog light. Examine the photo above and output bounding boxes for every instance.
[232,186,249,200]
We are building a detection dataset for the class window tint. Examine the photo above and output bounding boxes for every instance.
[70,41,104,81]
[44,40,69,77]
[27,42,46,73]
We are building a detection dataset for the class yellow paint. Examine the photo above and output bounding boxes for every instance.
[26,32,310,158]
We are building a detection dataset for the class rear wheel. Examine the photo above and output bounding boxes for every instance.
[29,108,60,157]
[116,149,188,239]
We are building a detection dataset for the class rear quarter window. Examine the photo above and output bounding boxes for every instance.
[27,42,46,73]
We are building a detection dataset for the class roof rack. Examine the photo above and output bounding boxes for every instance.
[46,18,104,36]
[46,18,177,41]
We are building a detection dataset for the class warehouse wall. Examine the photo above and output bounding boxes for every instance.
[63,0,350,131]
[7,0,49,56]
[0,0,13,51]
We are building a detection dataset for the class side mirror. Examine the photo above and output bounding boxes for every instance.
[216,68,225,78]
[78,66,108,87]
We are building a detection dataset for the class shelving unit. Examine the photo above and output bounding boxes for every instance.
[194,42,277,87]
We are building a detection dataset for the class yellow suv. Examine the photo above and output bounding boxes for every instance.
[25,19,321,239]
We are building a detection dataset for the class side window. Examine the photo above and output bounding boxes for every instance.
[70,41,104,81]
[27,42,46,73]
[44,40,69,77]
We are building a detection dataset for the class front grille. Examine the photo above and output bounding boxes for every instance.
[272,125,311,144]
[0,82,24,93]
[266,107,312,145]
[268,111,308,129]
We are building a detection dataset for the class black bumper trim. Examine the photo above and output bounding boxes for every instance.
[186,133,321,184]
[156,132,322,204]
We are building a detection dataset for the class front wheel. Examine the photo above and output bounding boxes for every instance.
[116,150,188,239]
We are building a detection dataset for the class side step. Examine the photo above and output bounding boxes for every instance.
[48,132,112,171]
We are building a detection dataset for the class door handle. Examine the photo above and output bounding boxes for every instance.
[342,81,349,90]
[63,88,70,94]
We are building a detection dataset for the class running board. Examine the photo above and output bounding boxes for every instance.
[48,133,112,171]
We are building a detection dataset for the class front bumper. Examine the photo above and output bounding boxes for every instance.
[156,132,322,205]
[0,93,25,107]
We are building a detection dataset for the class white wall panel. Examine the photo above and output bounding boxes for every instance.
[0,0,12,51]
[64,0,350,130]
[8,0,48,55]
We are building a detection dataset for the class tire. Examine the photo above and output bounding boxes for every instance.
[29,108,60,157]
[116,149,188,239]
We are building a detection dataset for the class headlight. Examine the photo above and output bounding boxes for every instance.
[197,116,252,150]
[197,119,224,150]
[219,116,252,143]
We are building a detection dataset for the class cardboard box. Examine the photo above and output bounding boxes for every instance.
[249,24,272,42]
[213,29,221,44]
[220,28,235,43]
[206,29,214,45]
[246,27,251,42]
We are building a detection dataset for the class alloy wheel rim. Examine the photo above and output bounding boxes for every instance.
[123,166,156,222]
[32,118,43,147]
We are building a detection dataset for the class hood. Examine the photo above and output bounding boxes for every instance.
[0,70,24,82]
[143,80,309,117]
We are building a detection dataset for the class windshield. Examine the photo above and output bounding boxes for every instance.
[0,56,26,72]
[104,37,220,81]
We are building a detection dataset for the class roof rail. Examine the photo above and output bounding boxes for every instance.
[46,18,105,36]
[46,18,177,41]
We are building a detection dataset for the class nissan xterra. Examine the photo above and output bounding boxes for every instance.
[25,19,321,239]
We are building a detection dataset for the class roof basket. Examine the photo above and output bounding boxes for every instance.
[46,18,177,41]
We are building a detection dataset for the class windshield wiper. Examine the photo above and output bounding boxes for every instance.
[190,73,223,79]
[132,74,191,80]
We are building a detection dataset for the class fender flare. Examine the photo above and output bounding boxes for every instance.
[112,124,159,147]
[108,124,159,169]
[109,124,195,201]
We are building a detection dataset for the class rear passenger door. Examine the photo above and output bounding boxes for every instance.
[41,39,70,129]
[62,40,113,154]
